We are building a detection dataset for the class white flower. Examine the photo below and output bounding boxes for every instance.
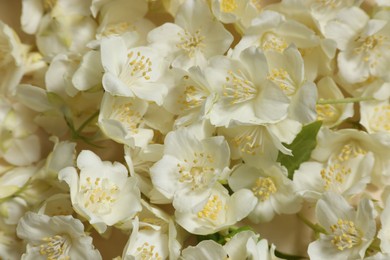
[149,126,230,209]
[147,0,233,70]
[311,128,390,186]
[21,0,92,35]
[232,10,326,80]
[124,144,163,198]
[101,36,169,105]
[0,99,41,166]
[265,45,317,124]
[123,217,169,260]
[45,53,80,97]
[163,67,215,127]
[16,212,102,260]
[293,153,374,201]
[0,21,24,97]
[224,230,279,260]
[58,150,142,233]
[122,200,181,259]
[36,12,97,58]
[92,0,153,45]
[229,163,302,223]
[325,7,390,83]
[211,0,257,25]
[360,99,390,134]
[181,239,228,259]
[218,121,299,168]
[316,76,354,128]
[206,46,290,127]
[378,194,390,254]
[98,93,153,148]
[0,220,23,260]
[72,50,104,92]
[175,183,256,235]
[308,192,376,260]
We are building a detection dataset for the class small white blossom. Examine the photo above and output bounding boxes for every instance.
[58,150,142,233]
[17,212,102,260]
[150,126,230,209]
[229,164,302,223]
[308,192,376,260]
[148,0,233,70]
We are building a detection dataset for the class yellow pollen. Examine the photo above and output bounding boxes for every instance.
[223,70,257,105]
[320,164,351,191]
[177,152,215,190]
[337,143,367,162]
[354,34,388,68]
[111,102,143,134]
[81,177,119,214]
[316,104,337,121]
[330,219,361,251]
[252,177,277,201]
[230,126,266,155]
[177,83,207,111]
[261,33,288,53]
[197,195,224,221]
[370,104,390,132]
[127,51,153,81]
[136,242,162,260]
[176,30,205,58]
[39,235,70,260]
[220,0,238,13]
[267,68,296,95]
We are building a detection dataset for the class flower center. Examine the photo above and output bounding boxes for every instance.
[197,195,224,221]
[354,34,388,68]
[178,82,208,111]
[176,30,205,58]
[81,177,119,214]
[232,126,265,155]
[261,33,288,53]
[220,0,238,13]
[267,68,296,96]
[251,177,277,201]
[320,163,351,191]
[136,242,162,260]
[330,219,361,251]
[120,51,153,86]
[369,104,390,132]
[223,70,258,105]
[177,152,216,190]
[111,102,143,134]
[39,235,70,260]
[316,104,338,122]
[336,143,366,162]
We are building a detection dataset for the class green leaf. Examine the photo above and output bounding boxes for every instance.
[277,121,322,179]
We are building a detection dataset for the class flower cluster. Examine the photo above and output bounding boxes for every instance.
[0,0,390,259]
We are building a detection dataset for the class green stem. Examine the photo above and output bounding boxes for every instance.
[317,96,375,105]
[76,110,100,133]
[297,213,327,234]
